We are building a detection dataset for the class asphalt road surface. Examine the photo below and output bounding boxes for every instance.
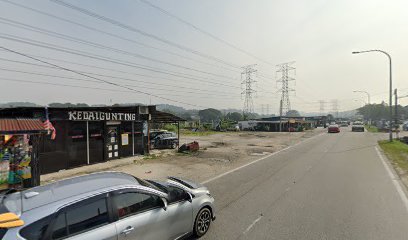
[198,128,408,240]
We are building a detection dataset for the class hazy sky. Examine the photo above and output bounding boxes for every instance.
[1,0,408,114]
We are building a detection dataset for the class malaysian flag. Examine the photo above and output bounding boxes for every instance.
[44,107,56,140]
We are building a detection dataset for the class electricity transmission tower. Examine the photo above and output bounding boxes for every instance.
[331,99,339,118]
[241,64,257,116]
[276,62,296,116]
[319,100,326,116]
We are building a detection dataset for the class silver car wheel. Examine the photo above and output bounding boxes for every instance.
[195,208,211,237]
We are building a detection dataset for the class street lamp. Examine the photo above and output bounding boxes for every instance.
[353,90,370,104]
[353,90,371,125]
[352,50,393,142]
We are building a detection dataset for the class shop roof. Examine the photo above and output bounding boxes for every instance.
[150,110,185,123]
[0,118,46,134]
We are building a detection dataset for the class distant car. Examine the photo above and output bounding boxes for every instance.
[403,122,408,131]
[352,124,365,132]
[339,121,348,127]
[152,132,179,149]
[0,172,216,240]
[328,124,340,133]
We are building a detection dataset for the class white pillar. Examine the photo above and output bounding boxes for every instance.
[86,121,90,165]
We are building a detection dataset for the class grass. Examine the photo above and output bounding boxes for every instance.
[379,140,408,172]
[365,125,379,133]
[180,130,222,136]
[142,154,159,160]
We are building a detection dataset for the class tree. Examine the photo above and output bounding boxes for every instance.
[198,108,222,123]
[179,112,193,121]
[327,114,334,121]
[226,112,243,121]
[286,110,300,117]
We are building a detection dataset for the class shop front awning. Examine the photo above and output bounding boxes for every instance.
[0,118,46,134]
[150,111,185,123]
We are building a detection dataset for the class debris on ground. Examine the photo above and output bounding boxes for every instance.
[179,141,199,153]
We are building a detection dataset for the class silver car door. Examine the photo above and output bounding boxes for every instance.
[113,190,169,240]
[165,186,193,239]
[64,223,117,240]
[48,194,117,240]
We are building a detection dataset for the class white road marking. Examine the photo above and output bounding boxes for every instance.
[375,146,408,212]
[243,215,263,235]
[201,132,325,184]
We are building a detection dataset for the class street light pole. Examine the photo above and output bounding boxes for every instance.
[352,50,393,142]
[353,90,370,104]
[353,90,371,125]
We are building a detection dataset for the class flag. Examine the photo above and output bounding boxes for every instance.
[44,107,56,140]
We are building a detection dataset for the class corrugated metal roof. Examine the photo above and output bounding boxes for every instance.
[0,118,46,134]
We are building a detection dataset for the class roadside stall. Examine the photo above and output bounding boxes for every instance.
[0,119,46,190]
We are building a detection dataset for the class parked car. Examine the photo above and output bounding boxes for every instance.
[328,124,340,133]
[403,121,408,131]
[151,132,179,149]
[0,172,215,240]
[352,123,365,132]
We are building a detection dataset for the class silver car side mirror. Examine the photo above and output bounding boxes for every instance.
[161,197,168,211]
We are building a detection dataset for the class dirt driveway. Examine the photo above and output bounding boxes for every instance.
[41,129,325,184]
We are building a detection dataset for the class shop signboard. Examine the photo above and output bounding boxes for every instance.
[68,111,137,121]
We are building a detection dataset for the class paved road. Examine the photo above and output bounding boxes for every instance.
[199,128,408,240]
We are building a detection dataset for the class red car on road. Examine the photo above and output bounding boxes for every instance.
[328,124,340,133]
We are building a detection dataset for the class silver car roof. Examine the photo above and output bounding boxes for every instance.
[18,172,140,212]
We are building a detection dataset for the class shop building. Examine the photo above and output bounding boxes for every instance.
[0,105,183,175]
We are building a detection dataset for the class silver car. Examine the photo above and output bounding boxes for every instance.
[0,172,215,240]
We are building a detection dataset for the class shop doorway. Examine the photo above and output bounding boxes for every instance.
[106,125,120,160]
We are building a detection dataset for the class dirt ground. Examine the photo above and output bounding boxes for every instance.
[41,129,324,184]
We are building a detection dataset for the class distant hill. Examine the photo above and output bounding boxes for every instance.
[156,104,187,113]
[0,102,41,108]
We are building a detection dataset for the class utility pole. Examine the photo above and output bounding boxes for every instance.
[241,64,257,118]
[261,104,264,115]
[276,61,296,117]
[266,104,270,116]
[279,99,283,132]
[395,88,398,139]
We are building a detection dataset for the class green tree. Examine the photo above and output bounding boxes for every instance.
[226,112,243,121]
[198,108,222,123]
[286,110,300,117]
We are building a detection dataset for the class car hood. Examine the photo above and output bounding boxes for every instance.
[166,177,209,196]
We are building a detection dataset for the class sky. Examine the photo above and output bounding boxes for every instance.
[1,0,408,115]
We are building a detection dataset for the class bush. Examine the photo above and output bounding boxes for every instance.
[163,124,177,132]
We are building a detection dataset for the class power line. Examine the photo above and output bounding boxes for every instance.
[0,34,243,89]
[0,77,239,100]
[0,67,240,98]
[0,17,239,80]
[0,53,276,99]
[0,0,240,73]
[139,0,274,66]
[0,46,211,108]
[50,0,242,69]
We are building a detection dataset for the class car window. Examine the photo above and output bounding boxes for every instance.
[20,215,52,240]
[51,213,67,239]
[51,197,109,239]
[114,192,162,219]
[167,185,188,204]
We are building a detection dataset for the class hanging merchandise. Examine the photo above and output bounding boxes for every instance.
[0,134,32,190]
